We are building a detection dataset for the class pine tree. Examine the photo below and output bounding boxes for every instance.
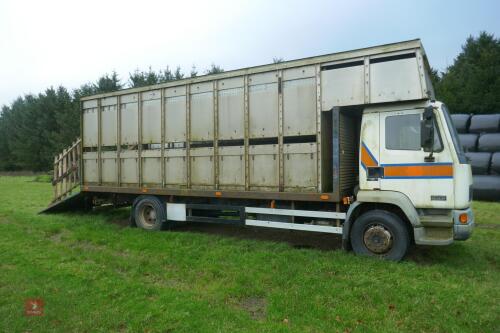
[190,65,198,78]
[94,71,123,93]
[129,67,160,87]
[160,66,174,83]
[205,64,224,75]
[0,106,14,170]
[174,66,184,80]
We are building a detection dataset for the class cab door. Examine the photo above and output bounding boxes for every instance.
[359,111,381,190]
[378,108,454,208]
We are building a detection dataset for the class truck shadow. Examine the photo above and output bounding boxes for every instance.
[91,206,344,251]
[174,222,343,251]
[173,223,473,266]
[99,208,470,264]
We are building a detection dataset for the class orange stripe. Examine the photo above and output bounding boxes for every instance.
[361,145,377,167]
[384,165,453,177]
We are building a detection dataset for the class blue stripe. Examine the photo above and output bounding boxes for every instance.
[361,162,367,171]
[362,142,378,165]
[381,162,453,167]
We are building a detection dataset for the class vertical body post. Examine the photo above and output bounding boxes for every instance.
[364,57,370,104]
[331,107,340,196]
[97,98,102,185]
[213,80,219,190]
[160,89,166,187]
[117,96,122,187]
[415,50,428,97]
[79,101,84,186]
[315,64,322,192]
[278,70,284,192]
[186,84,191,189]
[243,75,250,191]
[138,93,143,188]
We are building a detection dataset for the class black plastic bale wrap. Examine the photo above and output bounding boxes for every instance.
[465,152,492,175]
[472,175,500,201]
[451,114,471,134]
[458,134,478,152]
[468,114,500,134]
[491,152,500,175]
[477,133,500,152]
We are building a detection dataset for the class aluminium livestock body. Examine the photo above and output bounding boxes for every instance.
[49,39,474,260]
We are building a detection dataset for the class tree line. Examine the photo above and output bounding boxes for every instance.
[431,32,499,115]
[0,32,498,172]
[0,65,224,171]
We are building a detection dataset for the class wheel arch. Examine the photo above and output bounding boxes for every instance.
[342,190,420,250]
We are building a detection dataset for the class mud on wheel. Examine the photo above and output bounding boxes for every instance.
[133,195,168,231]
[350,210,410,261]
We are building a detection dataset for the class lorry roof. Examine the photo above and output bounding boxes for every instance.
[81,39,425,101]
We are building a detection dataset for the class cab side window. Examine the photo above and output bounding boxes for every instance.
[386,114,421,150]
[385,113,443,151]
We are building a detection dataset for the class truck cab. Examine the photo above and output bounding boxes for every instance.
[345,100,474,258]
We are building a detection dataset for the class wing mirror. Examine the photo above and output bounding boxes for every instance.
[421,106,435,161]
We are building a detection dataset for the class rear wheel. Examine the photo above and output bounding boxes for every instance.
[133,195,167,231]
[350,210,410,261]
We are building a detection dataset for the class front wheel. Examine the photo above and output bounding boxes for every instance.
[350,210,410,261]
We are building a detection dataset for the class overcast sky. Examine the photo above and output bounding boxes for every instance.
[0,0,499,106]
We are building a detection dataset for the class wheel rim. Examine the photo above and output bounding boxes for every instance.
[138,204,157,227]
[363,224,394,254]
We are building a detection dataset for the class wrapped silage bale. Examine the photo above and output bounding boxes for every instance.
[468,114,500,134]
[465,152,492,175]
[490,152,500,175]
[451,114,471,134]
[477,133,500,152]
[472,175,500,201]
[458,133,478,152]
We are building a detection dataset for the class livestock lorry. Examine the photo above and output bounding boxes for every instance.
[46,39,474,260]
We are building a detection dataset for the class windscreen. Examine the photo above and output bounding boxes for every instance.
[441,104,467,164]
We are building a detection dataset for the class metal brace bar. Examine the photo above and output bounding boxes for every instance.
[245,207,346,219]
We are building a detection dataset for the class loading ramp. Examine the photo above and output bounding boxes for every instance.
[40,138,86,213]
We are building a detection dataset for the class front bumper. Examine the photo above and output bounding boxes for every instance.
[414,207,474,245]
[453,208,474,241]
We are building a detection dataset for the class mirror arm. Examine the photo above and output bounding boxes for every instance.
[425,128,435,163]
[425,149,435,162]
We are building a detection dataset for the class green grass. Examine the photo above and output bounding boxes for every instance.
[0,176,498,332]
[32,173,52,183]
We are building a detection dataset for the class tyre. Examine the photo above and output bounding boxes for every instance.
[133,195,167,231]
[350,210,410,261]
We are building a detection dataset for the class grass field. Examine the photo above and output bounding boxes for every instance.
[0,176,498,332]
